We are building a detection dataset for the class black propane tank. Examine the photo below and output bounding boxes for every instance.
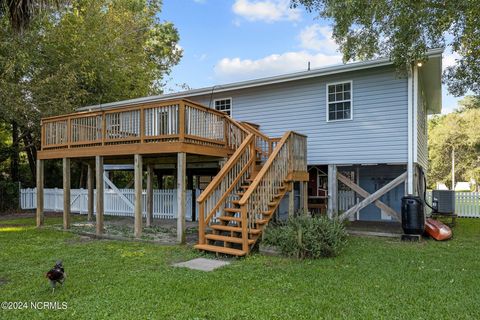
[401,195,425,235]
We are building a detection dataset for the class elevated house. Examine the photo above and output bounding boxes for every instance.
[36,48,443,255]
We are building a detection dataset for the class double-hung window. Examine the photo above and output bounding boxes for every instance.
[327,81,352,121]
[214,98,232,116]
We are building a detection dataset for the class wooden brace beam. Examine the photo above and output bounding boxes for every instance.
[336,172,401,221]
[338,172,407,221]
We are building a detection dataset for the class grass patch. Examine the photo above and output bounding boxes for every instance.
[0,217,479,319]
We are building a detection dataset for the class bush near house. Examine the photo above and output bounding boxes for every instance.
[263,215,348,259]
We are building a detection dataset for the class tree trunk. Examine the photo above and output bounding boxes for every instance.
[11,121,19,182]
[22,133,36,179]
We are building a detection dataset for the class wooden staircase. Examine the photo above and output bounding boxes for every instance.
[195,122,307,256]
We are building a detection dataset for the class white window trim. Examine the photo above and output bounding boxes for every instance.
[213,97,233,117]
[325,80,353,122]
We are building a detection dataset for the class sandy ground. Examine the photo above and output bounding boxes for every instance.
[1,211,200,244]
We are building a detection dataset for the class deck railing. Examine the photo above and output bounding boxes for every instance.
[40,99,243,153]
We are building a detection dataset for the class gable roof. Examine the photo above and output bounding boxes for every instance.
[78,48,444,113]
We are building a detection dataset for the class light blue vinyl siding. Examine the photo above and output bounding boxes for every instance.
[190,65,408,165]
[417,79,429,169]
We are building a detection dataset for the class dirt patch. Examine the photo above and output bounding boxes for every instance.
[0,212,63,221]
[0,278,9,287]
[0,223,29,228]
[65,235,93,245]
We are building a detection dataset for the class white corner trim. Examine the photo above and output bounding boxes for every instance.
[325,80,353,122]
[407,66,414,195]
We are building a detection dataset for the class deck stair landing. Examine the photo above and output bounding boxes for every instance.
[195,122,307,256]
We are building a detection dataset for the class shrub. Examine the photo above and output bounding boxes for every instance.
[263,215,348,259]
[0,180,19,212]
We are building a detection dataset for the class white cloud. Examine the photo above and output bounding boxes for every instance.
[214,51,342,82]
[232,0,301,23]
[299,24,338,53]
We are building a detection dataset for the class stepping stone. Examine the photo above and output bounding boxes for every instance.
[172,258,230,272]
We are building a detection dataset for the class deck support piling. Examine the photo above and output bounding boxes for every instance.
[327,164,338,219]
[95,156,104,235]
[63,158,71,229]
[300,181,308,215]
[134,154,143,238]
[36,159,44,227]
[288,182,295,217]
[146,164,154,228]
[177,152,186,244]
[87,163,94,221]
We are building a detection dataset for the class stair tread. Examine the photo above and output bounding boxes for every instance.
[225,207,241,213]
[205,234,254,244]
[219,216,241,222]
[218,216,267,225]
[194,244,246,256]
[210,224,261,234]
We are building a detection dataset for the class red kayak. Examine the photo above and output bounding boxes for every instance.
[425,218,452,241]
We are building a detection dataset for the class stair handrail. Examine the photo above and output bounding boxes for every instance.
[237,131,307,250]
[240,122,273,160]
[197,133,256,244]
[238,132,294,202]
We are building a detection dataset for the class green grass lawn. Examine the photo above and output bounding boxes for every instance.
[1,215,479,319]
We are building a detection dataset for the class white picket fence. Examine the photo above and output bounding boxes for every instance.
[20,188,200,221]
[337,190,480,218]
[338,190,356,212]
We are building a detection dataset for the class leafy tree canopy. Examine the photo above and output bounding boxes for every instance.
[291,0,480,96]
[428,96,480,189]
[0,0,181,186]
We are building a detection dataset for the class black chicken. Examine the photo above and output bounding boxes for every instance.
[46,260,66,293]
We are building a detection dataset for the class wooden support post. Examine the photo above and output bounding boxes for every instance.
[327,164,338,219]
[301,181,308,215]
[134,154,143,238]
[188,173,195,221]
[198,201,205,245]
[63,158,71,230]
[288,182,295,217]
[146,164,153,228]
[241,205,249,253]
[36,159,44,227]
[87,162,94,221]
[177,152,186,244]
[95,156,104,235]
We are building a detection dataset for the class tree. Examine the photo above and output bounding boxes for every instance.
[291,0,480,96]
[428,107,480,189]
[456,95,480,112]
[0,0,182,188]
[0,0,60,33]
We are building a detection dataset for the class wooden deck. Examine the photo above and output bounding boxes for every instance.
[38,99,246,160]
[36,98,309,256]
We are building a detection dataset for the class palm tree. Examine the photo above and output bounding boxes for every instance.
[0,0,58,33]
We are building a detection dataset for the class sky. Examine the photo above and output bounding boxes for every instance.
[161,0,462,114]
